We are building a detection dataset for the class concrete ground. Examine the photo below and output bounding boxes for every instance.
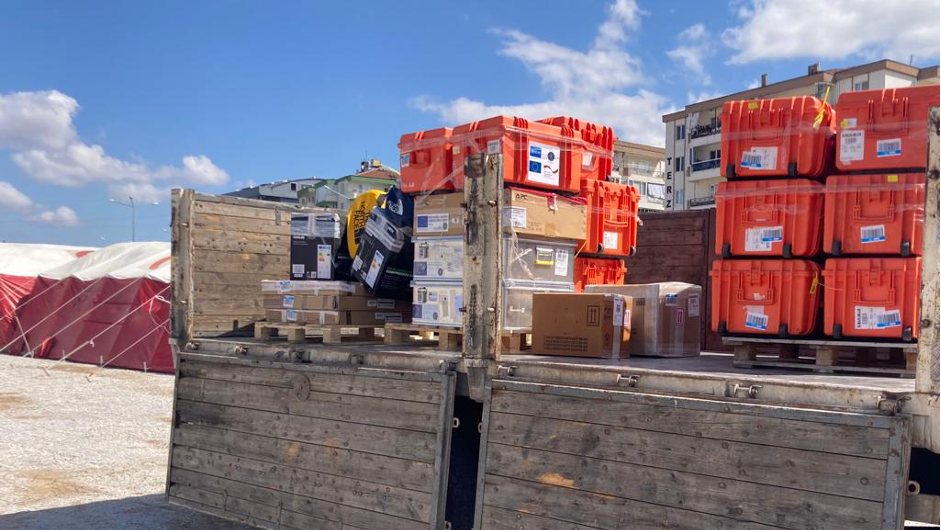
[0,354,252,530]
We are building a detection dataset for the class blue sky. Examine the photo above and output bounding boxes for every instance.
[1,0,937,246]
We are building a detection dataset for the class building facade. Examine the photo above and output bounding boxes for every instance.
[224,178,320,203]
[297,161,399,212]
[661,59,939,211]
[610,140,666,211]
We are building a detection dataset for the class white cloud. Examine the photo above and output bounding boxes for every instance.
[0,89,230,205]
[0,181,33,209]
[411,0,672,147]
[26,206,80,227]
[722,0,940,64]
[667,23,714,85]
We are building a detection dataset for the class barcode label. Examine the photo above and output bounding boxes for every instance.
[855,306,901,330]
[740,147,777,170]
[876,310,901,329]
[744,226,782,252]
[876,138,902,157]
[860,225,886,244]
[745,312,769,331]
[840,129,865,162]
[760,227,783,243]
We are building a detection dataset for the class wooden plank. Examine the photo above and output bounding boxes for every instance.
[636,215,705,231]
[490,389,890,458]
[169,495,282,530]
[172,445,432,523]
[193,271,278,287]
[192,249,289,274]
[192,229,290,254]
[170,188,195,344]
[482,505,600,530]
[170,468,424,530]
[180,359,443,403]
[176,399,437,462]
[173,423,434,493]
[483,474,775,530]
[193,200,295,221]
[193,212,291,236]
[193,283,264,300]
[176,377,439,433]
[192,298,264,315]
[486,443,883,529]
[636,229,705,246]
[487,412,887,497]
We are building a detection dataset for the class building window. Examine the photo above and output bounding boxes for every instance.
[290,183,297,191]
[674,156,685,172]
[854,80,869,91]
[675,124,686,140]
[709,183,717,196]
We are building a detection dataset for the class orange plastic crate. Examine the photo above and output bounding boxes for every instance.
[398,127,455,194]
[835,86,939,172]
[823,258,921,340]
[574,257,626,292]
[710,259,821,336]
[715,178,824,258]
[823,173,925,256]
[721,96,835,179]
[538,116,616,182]
[580,180,640,257]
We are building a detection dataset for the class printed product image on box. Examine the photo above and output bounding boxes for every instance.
[290,212,350,281]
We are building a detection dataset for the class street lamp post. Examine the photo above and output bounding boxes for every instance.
[109,196,159,242]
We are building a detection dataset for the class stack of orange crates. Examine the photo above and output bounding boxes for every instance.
[711,95,834,337]
[398,115,639,294]
[820,86,936,341]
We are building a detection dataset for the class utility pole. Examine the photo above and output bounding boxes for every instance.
[109,196,158,242]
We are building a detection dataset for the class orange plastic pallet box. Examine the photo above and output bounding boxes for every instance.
[398,127,455,194]
[450,116,582,193]
[580,180,640,257]
[835,86,940,172]
[574,257,626,292]
[715,178,824,258]
[720,96,835,179]
[823,258,921,340]
[823,173,925,256]
[710,259,821,336]
[539,116,616,182]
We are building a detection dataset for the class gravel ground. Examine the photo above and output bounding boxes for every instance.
[0,355,253,530]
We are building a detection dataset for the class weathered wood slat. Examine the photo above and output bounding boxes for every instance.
[483,474,775,530]
[176,377,439,433]
[172,446,432,523]
[192,228,290,254]
[192,271,280,287]
[636,229,705,246]
[176,399,437,462]
[491,389,889,458]
[191,249,289,275]
[192,200,300,221]
[487,412,887,497]
[171,468,424,530]
[482,505,600,530]
[180,359,443,403]
[168,495,282,530]
[173,423,434,493]
[192,298,265,314]
[193,212,291,236]
[487,443,882,528]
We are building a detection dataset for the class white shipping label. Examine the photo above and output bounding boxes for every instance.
[876,138,902,158]
[527,141,561,186]
[487,139,501,154]
[623,308,631,328]
[316,245,332,279]
[277,280,292,293]
[416,213,449,233]
[603,231,619,250]
[351,255,363,272]
[554,249,569,276]
[855,306,901,330]
[840,129,865,162]
[744,226,782,252]
[860,225,886,244]
[687,293,700,317]
[368,298,397,309]
[292,264,306,275]
[503,206,527,229]
[282,295,295,308]
[365,250,384,288]
[740,146,778,170]
[582,153,594,168]
[613,296,624,327]
[284,309,298,322]
[744,311,769,331]
[664,293,678,306]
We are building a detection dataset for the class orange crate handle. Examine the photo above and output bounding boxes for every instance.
[853,188,896,222]
[735,269,775,305]
[740,191,781,225]
[853,266,896,303]
[867,96,910,136]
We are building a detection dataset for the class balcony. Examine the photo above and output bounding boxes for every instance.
[689,123,721,140]
[691,158,720,172]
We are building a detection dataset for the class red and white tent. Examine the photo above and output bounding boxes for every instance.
[0,243,96,349]
[5,242,173,373]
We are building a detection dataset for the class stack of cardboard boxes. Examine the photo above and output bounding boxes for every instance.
[261,280,410,326]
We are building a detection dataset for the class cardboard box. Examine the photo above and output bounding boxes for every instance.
[263,294,409,311]
[413,236,464,281]
[351,208,413,298]
[260,280,368,296]
[531,292,629,358]
[586,282,701,357]
[290,213,350,281]
[412,281,464,327]
[413,189,587,240]
[265,309,409,325]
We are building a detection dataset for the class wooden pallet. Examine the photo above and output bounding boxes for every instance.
[724,336,917,377]
[253,322,384,344]
[384,323,532,353]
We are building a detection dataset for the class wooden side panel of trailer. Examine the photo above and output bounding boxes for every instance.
[474,379,910,530]
[166,351,455,530]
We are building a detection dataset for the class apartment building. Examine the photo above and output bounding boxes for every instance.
[610,140,666,211]
[662,59,940,211]
[225,178,320,203]
[298,160,398,211]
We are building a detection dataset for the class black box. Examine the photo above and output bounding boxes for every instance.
[290,213,350,280]
[351,208,413,298]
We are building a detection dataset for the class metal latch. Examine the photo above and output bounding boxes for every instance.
[617,374,641,388]
[878,396,909,414]
[732,383,762,399]
[497,365,516,377]
[349,353,365,366]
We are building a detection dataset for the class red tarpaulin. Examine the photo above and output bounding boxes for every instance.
[4,242,172,373]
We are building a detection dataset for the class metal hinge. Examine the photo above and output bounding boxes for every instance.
[732,383,762,399]
[496,365,516,377]
[617,374,641,388]
[878,396,910,414]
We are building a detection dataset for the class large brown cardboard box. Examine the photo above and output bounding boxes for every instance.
[531,292,629,358]
[264,309,408,325]
[263,294,409,311]
[260,280,368,296]
[413,189,587,240]
[586,282,701,357]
